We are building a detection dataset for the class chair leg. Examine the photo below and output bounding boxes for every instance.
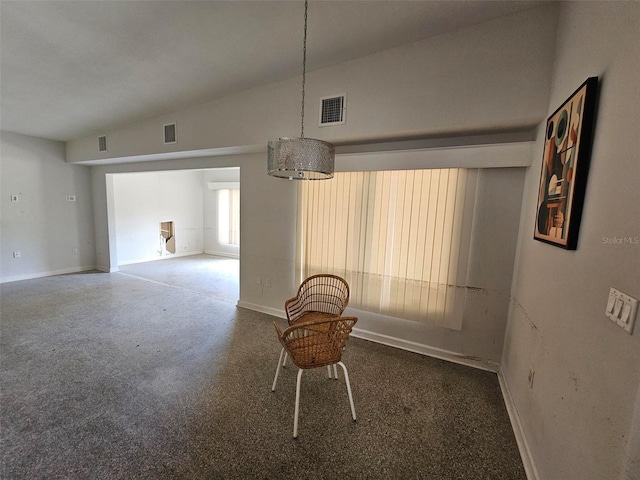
[327,364,338,379]
[338,361,356,421]
[293,368,303,438]
[282,351,288,368]
[272,348,286,392]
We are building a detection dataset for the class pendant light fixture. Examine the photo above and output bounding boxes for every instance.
[267,0,335,180]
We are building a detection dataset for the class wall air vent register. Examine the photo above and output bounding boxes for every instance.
[163,123,177,144]
[320,94,346,126]
[97,135,107,152]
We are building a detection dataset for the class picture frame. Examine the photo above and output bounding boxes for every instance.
[534,77,598,250]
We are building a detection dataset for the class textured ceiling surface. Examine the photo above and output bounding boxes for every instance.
[0,1,543,142]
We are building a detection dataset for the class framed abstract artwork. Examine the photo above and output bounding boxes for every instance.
[534,77,598,249]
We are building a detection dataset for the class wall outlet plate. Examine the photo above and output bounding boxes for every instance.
[606,287,638,334]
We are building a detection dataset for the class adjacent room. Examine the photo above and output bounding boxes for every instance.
[1,2,639,479]
[111,167,240,302]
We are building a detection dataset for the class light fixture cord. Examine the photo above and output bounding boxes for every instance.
[300,0,308,139]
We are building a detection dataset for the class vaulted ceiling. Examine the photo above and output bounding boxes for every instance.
[1,0,545,142]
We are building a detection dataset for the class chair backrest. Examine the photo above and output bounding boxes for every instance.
[290,274,350,318]
[275,316,358,369]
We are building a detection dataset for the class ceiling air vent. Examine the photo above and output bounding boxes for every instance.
[319,94,346,126]
[98,135,107,153]
[163,123,177,144]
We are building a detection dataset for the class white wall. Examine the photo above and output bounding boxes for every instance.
[90,145,527,370]
[110,167,240,265]
[0,132,95,282]
[112,170,204,265]
[203,167,240,258]
[75,5,561,370]
[5,3,639,476]
[502,3,640,480]
[90,153,298,305]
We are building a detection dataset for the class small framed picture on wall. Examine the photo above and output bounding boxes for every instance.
[534,77,598,250]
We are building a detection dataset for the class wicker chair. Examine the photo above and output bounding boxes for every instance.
[278,274,350,374]
[285,274,350,325]
[272,316,358,438]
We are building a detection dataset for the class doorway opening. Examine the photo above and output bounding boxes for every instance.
[106,167,240,302]
[160,221,176,254]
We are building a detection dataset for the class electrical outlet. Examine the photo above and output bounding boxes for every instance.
[528,367,535,389]
[265,277,271,288]
[256,276,262,285]
[13,251,21,258]
[66,195,76,202]
[10,194,19,202]
[72,247,78,255]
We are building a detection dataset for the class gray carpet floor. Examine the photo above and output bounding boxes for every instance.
[1,255,525,479]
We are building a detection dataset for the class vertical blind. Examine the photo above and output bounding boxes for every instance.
[218,189,240,246]
[298,169,469,328]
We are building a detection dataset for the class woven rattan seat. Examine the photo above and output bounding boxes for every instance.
[278,275,350,371]
[272,316,358,438]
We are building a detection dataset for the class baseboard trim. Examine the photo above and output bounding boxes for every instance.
[236,301,286,319]
[117,250,204,266]
[204,250,239,259]
[351,328,500,373]
[236,300,499,372]
[0,266,97,284]
[96,265,119,273]
[498,369,539,480]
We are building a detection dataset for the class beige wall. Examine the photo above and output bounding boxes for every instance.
[502,3,640,479]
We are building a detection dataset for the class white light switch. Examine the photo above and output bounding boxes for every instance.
[606,287,638,334]
[614,298,624,317]
[606,294,616,313]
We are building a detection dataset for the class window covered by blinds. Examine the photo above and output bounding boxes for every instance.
[298,169,470,328]
[218,189,240,246]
